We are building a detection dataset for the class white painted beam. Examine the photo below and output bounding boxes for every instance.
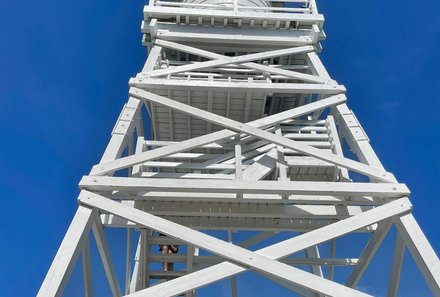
[241,153,276,180]
[92,215,122,297]
[386,233,405,297]
[147,25,316,47]
[108,191,384,206]
[80,176,409,198]
[345,221,393,288]
[144,6,325,24]
[81,235,93,297]
[125,229,132,295]
[333,104,398,183]
[140,161,240,170]
[130,78,346,94]
[37,205,95,297]
[139,172,235,180]
[137,200,369,219]
[328,239,336,281]
[103,215,374,232]
[129,238,142,293]
[98,98,142,165]
[180,256,358,267]
[394,213,440,296]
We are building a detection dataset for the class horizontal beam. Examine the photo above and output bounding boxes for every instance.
[140,161,242,170]
[146,254,358,266]
[139,172,235,180]
[144,6,325,24]
[129,78,346,94]
[79,176,410,198]
[102,214,356,232]
[108,191,383,206]
[137,200,369,219]
[147,27,316,47]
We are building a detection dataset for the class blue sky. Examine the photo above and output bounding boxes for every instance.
[0,0,439,296]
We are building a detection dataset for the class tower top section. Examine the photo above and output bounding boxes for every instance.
[142,0,324,50]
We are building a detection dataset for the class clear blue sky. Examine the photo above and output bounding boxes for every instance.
[0,0,439,296]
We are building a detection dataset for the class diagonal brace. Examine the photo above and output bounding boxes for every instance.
[120,197,412,297]
[90,94,346,175]
[149,45,315,78]
[152,39,332,84]
[79,191,373,297]
[80,192,412,297]
[129,87,396,183]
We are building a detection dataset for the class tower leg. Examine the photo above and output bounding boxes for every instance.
[37,205,95,297]
[394,213,440,296]
[386,232,405,297]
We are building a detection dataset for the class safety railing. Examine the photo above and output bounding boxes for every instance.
[149,0,318,14]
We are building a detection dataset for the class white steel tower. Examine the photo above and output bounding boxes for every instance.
[38,0,440,296]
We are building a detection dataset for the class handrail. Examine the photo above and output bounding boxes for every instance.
[153,0,316,14]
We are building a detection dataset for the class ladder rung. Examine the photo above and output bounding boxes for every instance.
[147,254,187,262]
[149,271,187,279]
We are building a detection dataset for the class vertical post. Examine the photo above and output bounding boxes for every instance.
[193,247,199,297]
[140,229,146,289]
[234,135,243,198]
[228,230,238,297]
[234,136,243,180]
[309,0,318,14]
[92,216,122,297]
[140,229,150,289]
[129,237,142,293]
[125,228,132,295]
[328,239,336,281]
[274,124,288,182]
[346,221,392,288]
[304,240,324,297]
[386,233,405,297]
[186,244,196,297]
[274,124,288,200]
[326,115,350,182]
[305,246,324,278]
[82,234,93,297]
[127,133,134,177]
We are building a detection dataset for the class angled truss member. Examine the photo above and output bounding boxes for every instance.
[38,0,440,297]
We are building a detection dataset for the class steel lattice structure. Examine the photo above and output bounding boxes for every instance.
[38,0,440,296]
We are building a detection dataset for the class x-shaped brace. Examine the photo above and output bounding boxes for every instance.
[90,93,346,176]
[146,40,334,84]
[126,87,396,182]
[79,191,412,297]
